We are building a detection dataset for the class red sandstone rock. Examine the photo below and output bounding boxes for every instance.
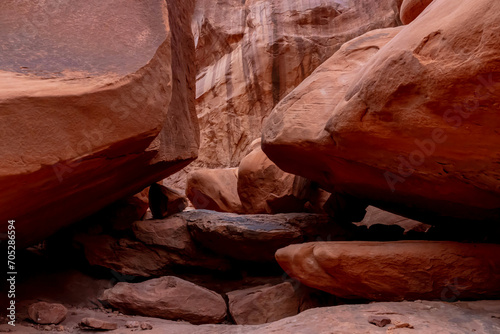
[276,241,500,301]
[227,282,299,325]
[28,302,67,325]
[237,143,303,214]
[101,276,227,324]
[80,318,117,331]
[400,0,433,24]
[165,0,403,190]
[186,168,243,213]
[184,210,332,262]
[74,233,230,277]
[0,0,198,247]
[133,215,195,253]
[263,0,500,221]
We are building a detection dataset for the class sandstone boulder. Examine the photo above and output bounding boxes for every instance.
[191,0,404,169]
[186,168,243,213]
[400,0,433,24]
[28,302,67,325]
[0,0,199,247]
[263,0,500,221]
[184,210,332,262]
[133,216,195,253]
[227,282,299,325]
[80,318,117,331]
[276,241,500,301]
[101,276,227,324]
[238,142,307,214]
[149,183,188,219]
[74,233,230,277]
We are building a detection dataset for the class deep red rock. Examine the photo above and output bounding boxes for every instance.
[263,0,500,221]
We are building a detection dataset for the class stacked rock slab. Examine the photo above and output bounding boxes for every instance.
[263,0,500,221]
[0,0,199,247]
[276,241,500,301]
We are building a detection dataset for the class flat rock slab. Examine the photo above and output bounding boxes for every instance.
[276,241,500,301]
[75,233,230,277]
[100,276,227,325]
[80,317,118,331]
[184,210,332,262]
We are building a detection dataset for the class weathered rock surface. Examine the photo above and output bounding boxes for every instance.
[80,318,118,331]
[133,216,195,253]
[0,0,199,247]
[149,183,188,219]
[227,282,299,325]
[28,302,67,325]
[263,0,500,221]
[186,168,243,213]
[400,0,433,24]
[101,276,227,324]
[6,300,500,333]
[276,241,500,301]
[184,210,332,262]
[191,0,403,169]
[74,233,230,277]
[238,142,309,214]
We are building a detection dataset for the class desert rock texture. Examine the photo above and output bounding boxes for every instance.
[162,0,404,191]
[263,0,500,221]
[2,0,500,333]
[0,0,199,246]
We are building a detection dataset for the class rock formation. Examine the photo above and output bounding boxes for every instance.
[263,0,500,221]
[227,282,299,325]
[28,302,67,325]
[276,241,500,301]
[400,0,433,24]
[186,168,243,213]
[184,210,332,262]
[101,276,227,324]
[163,0,404,192]
[0,0,199,247]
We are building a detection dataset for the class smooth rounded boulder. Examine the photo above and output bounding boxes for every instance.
[28,302,67,325]
[100,276,227,324]
[186,168,243,213]
[276,241,500,301]
[263,0,500,222]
